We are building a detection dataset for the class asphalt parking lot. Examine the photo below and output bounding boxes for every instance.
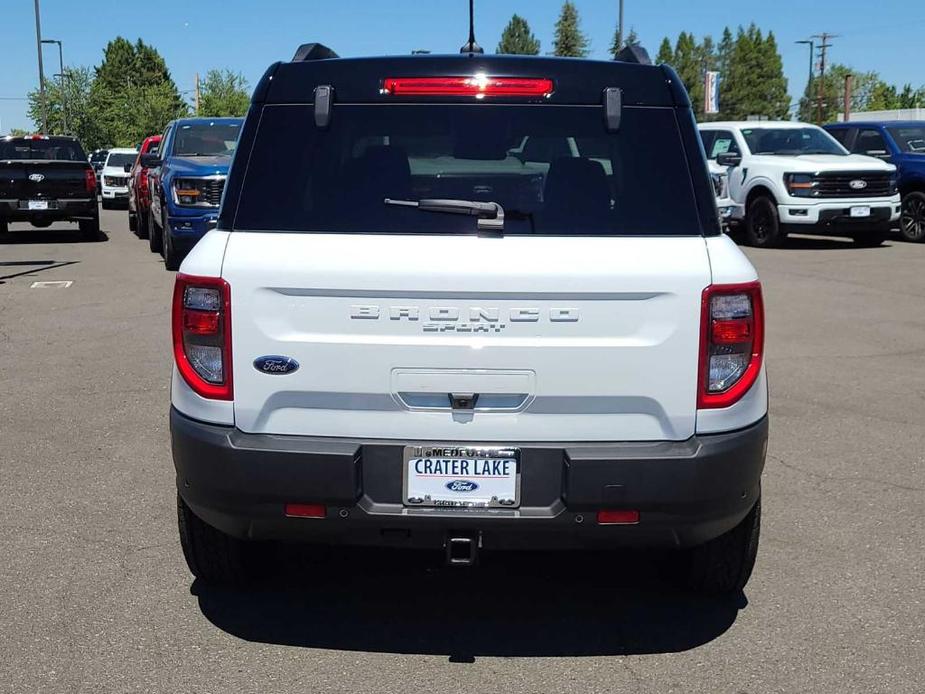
[1,207,923,693]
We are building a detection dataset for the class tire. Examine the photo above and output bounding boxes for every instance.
[683,495,761,595]
[101,199,111,210]
[745,196,786,248]
[0,220,9,234]
[148,208,162,253]
[164,228,182,271]
[900,191,925,242]
[136,207,149,239]
[79,217,100,241]
[852,228,888,247]
[128,211,137,232]
[177,493,258,586]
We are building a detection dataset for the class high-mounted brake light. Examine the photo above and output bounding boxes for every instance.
[382,76,553,98]
[698,282,764,409]
[172,274,233,400]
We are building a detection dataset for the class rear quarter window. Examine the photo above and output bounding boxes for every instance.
[233,103,704,237]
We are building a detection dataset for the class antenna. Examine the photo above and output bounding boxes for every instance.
[459,0,483,54]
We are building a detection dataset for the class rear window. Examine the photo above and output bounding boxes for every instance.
[0,137,87,161]
[234,104,702,236]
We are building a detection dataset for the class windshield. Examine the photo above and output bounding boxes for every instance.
[172,122,241,157]
[106,152,136,168]
[0,137,87,161]
[888,126,925,153]
[741,127,845,156]
[234,104,702,236]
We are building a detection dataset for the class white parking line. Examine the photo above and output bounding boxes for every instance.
[30,280,73,289]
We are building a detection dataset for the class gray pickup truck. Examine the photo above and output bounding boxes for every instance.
[0,135,100,240]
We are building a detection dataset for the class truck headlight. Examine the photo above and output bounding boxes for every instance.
[784,173,818,198]
[711,172,728,199]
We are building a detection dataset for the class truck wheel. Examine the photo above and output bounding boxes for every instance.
[900,191,925,242]
[0,220,8,234]
[684,495,761,595]
[79,217,100,241]
[101,199,111,210]
[148,209,162,253]
[852,228,888,248]
[136,208,149,239]
[177,493,257,586]
[745,197,785,248]
[164,230,181,271]
[128,211,137,232]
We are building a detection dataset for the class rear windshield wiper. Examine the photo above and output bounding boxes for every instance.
[384,197,504,233]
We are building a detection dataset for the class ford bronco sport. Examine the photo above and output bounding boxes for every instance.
[170,44,768,594]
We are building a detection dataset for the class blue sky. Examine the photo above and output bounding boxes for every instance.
[1,0,923,132]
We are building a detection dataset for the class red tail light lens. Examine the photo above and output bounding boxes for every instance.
[139,169,149,195]
[698,282,764,409]
[382,76,553,98]
[172,274,233,400]
[84,168,96,194]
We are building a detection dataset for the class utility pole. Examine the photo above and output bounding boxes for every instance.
[33,0,47,133]
[844,73,853,122]
[811,33,837,125]
[618,0,625,50]
[194,72,200,116]
[42,39,65,134]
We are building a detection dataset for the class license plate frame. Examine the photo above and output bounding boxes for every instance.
[850,205,871,218]
[28,200,49,211]
[402,445,521,509]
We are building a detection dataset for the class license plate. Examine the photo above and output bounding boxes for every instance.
[403,445,520,508]
[850,206,871,218]
[28,200,48,210]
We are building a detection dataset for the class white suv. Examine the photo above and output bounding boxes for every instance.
[700,121,900,247]
[100,147,137,209]
[170,47,768,594]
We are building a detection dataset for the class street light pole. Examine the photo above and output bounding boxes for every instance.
[618,0,625,50]
[795,39,814,86]
[42,39,65,134]
[33,0,47,133]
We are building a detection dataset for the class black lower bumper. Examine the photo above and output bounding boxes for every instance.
[0,198,97,224]
[784,206,894,235]
[171,409,768,550]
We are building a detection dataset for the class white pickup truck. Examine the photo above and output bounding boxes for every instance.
[169,46,768,594]
[700,121,900,247]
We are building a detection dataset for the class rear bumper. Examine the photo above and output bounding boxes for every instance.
[0,198,97,222]
[171,408,768,551]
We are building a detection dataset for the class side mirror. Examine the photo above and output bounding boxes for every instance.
[139,153,161,168]
[123,163,132,173]
[716,151,742,167]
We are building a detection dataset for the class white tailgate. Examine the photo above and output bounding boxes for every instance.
[223,233,711,442]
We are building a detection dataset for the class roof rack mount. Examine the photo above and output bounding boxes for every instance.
[292,43,340,62]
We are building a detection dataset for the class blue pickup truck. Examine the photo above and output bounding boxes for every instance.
[824,121,925,242]
[146,117,244,269]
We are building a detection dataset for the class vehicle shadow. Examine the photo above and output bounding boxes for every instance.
[194,546,746,658]
[0,229,110,244]
[784,234,890,250]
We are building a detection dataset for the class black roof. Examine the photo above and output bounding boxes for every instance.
[255,53,687,108]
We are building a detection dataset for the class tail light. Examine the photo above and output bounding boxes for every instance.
[172,274,233,400]
[139,169,149,196]
[382,76,553,98]
[698,282,764,409]
[84,168,96,194]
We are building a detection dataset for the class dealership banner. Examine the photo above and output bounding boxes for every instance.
[704,71,720,114]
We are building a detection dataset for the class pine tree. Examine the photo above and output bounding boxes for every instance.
[611,26,640,58]
[496,14,540,55]
[673,32,704,116]
[553,2,589,58]
[625,28,640,47]
[656,37,674,65]
[721,25,787,120]
[758,31,790,119]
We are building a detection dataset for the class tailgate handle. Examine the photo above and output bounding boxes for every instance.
[449,392,479,411]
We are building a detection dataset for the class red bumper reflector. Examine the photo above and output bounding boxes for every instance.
[382,76,553,98]
[597,509,640,525]
[182,310,220,335]
[284,503,326,519]
[711,318,751,344]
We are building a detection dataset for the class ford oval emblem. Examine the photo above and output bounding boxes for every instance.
[446,480,479,493]
[849,179,868,190]
[29,173,45,182]
[253,355,299,375]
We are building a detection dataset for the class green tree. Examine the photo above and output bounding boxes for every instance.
[497,14,540,55]
[721,24,788,120]
[553,2,589,58]
[798,65,884,123]
[88,37,185,147]
[656,37,674,65]
[673,32,704,116]
[867,81,899,111]
[27,66,105,148]
[611,26,640,58]
[198,70,251,117]
[9,128,31,136]
[717,27,734,78]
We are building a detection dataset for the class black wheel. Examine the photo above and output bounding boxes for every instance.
[900,191,925,242]
[852,228,888,247]
[148,208,162,253]
[164,229,181,271]
[745,196,785,248]
[177,493,258,586]
[684,495,761,594]
[128,211,137,232]
[136,207,149,239]
[79,217,100,241]
[101,199,111,210]
[0,220,8,234]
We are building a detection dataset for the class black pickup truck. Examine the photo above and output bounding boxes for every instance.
[0,135,100,240]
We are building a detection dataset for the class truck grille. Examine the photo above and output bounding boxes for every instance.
[104,175,128,187]
[812,172,894,198]
[202,178,225,206]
